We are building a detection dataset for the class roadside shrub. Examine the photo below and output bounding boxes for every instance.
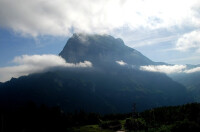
[125,118,146,131]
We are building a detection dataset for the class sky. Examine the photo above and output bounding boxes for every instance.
[0,0,200,81]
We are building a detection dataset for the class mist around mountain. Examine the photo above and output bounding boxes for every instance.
[0,33,195,115]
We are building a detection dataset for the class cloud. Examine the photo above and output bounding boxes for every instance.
[140,65,186,74]
[0,54,92,82]
[166,56,200,64]
[0,0,199,37]
[116,60,127,66]
[130,35,178,47]
[140,64,200,74]
[185,67,200,73]
[176,30,200,52]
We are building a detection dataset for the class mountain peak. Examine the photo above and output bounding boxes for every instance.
[59,34,153,66]
[71,33,125,46]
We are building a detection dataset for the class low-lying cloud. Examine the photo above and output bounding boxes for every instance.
[140,65,186,74]
[0,54,92,82]
[140,65,200,74]
[116,60,127,66]
[185,67,200,73]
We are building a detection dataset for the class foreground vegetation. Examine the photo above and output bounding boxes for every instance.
[0,102,200,132]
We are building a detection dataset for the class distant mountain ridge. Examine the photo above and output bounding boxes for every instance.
[170,71,200,102]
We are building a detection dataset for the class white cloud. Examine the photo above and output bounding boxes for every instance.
[130,35,178,47]
[116,60,127,66]
[0,0,199,37]
[176,30,200,52]
[140,65,186,74]
[0,54,92,82]
[185,67,200,73]
[166,56,200,64]
[140,64,200,74]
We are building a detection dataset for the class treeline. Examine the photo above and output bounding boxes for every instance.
[125,103,200,131]
[0,102,200,132]
[0,101,100,132]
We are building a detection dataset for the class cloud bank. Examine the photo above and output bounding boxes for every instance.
[185,67,200,73]
[140,65,186,74]
[0,0,199,37]
[0,54,92,82]
[140,65,200,74]
[116,60,127,66]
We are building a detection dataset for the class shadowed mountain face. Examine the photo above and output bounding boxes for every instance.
[170,72,200,102]
[0,68,190,113]
[0,34,193,113]
[59,34,154,66]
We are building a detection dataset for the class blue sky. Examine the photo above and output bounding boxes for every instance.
[0,28,68,67]
[0,0,200,82]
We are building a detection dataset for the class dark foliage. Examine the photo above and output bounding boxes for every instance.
[171,119,200,132]
[0,102,200,131]
[0,102,100,132]
[101,113,131,121]
[140,103,200,131]
[125,118,147,131]
[99,120,121,131]
[141,103,200,125]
